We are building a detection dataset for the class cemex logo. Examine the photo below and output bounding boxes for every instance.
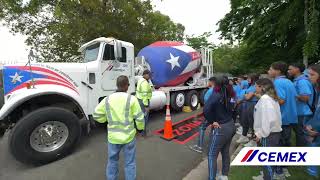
[231,147,320,166]
[241,149,306,163]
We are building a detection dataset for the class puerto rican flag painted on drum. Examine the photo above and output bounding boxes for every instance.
[3,66,79,95]
[137,41,201,87]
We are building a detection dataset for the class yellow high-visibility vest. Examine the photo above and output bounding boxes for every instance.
[93,92,145,144]
[136,78,152,106]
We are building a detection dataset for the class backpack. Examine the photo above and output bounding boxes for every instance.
[307,87,317,115]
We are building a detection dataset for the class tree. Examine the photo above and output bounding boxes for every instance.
[0,0,185,62]
[303,0,320,66]
[186,32,214,50]
[213,44,255,75]
[217,0,320,72]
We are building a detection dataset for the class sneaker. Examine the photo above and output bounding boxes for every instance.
[217,175,228,180]
[236,135,249,144]
[236,126,243,135]
[189,145,203,153]
[273,173,286,180]
[252,171,264,180]
[282,168,291,177]
[244,140,257,147]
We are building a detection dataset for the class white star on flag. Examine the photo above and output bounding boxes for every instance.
[166,53,180,70]
[10,72,23,84]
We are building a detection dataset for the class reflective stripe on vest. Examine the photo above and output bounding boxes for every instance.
[134,111,144,122]
[108,127,135,133]
[124,95,131,125]
[105,95,132,126]
[93,112,105,120]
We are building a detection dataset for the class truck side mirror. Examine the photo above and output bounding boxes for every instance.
[114,40,122,61]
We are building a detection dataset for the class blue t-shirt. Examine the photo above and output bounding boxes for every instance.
[274,76,298,125]
[241,80,249,89]
[294,74,314,116]
[245,85,258,102]
[204,88,214,103]
[238,89,246,101]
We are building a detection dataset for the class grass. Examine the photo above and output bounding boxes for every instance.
[229,166,318,180]
[228,132,319,180]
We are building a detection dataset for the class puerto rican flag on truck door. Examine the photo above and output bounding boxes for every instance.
[3,66,78,95]
[137,41,201,87]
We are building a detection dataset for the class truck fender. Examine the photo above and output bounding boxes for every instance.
[0,88,86,121]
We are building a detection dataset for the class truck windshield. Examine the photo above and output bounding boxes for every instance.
[84,43,100,63]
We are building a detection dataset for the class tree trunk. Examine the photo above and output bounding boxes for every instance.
[303,0,309,67]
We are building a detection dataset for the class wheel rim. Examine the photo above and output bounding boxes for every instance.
[191,94,198,107]
[30,121,69,153]
[176,93,185,108]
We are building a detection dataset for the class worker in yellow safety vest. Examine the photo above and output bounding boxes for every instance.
[93,75,145,180]
[136,70,152,136]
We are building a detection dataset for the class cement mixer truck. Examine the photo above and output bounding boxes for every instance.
[0,37,213,165]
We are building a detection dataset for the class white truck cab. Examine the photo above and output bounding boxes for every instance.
[0,37,213,165]
[79,37,137,116]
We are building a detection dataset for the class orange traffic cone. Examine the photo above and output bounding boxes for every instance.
[161,105,175,141]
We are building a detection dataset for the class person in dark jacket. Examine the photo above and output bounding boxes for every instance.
[204,76,236,180]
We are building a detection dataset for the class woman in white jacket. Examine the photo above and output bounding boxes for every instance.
[254,78,283,180]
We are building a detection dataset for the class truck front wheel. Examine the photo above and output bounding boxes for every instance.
[9,107,81,165]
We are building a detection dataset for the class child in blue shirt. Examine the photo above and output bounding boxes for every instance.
[232,78,241,101]
[268,61,298,179]
[189,77,216,153]
[240,75,249,89]
[304,65,320,178]
[288,63,314,147]
[236,74,260,146]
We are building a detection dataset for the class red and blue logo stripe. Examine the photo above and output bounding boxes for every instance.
[241,149,259,162]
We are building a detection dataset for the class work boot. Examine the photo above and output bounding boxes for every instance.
[189,145,203,153]
[236,135,249,144]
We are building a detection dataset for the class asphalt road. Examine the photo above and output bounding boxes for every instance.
[0,109,206,180]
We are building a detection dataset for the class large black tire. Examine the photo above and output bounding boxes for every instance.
[170,92,185,112]
[199,89,208,106]
[185,90,199,111]
[9,107,81,165]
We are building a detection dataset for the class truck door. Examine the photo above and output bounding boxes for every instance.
[101,43,130,91]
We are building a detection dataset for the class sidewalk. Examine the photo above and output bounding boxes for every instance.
[183,134,241,180]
